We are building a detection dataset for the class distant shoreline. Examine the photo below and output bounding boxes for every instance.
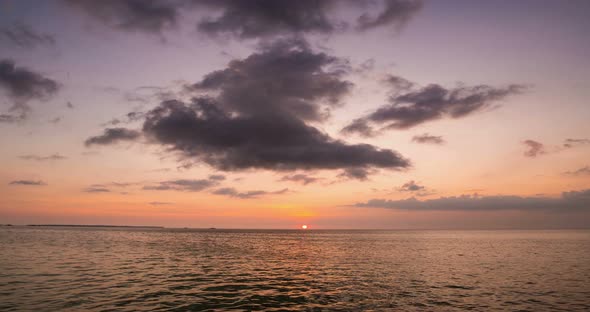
[25,224,164,228]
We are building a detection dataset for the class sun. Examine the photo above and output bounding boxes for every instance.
[301,225,308,230]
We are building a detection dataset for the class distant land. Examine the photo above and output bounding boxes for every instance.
[25,224,164,228]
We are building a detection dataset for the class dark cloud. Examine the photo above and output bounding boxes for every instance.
[125,41,410,176]
[355,189,590,212]
[66,101,75,109]
[0,23,56,48]
[523,140,545,158]
[63,0,178,34]
[84,128,141,146]
[564,166,590,176]
[0,60,61,119]
[194,0,337,39]
[343,75,525,136]
[356,0,423,31]
[193,0,422,39]
[143,179,217,192]
[18,154,67,161]
[337,167,374,181]
[141,99,409,172]
[64,0,422,38]
[563,138,590,149]
[186,38,352,122]
[412,133,445,145]
[9,180,46,186]
[212,187,288,199]
[280,174,318,185]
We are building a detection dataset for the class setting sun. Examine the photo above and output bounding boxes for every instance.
[301,225,308,230]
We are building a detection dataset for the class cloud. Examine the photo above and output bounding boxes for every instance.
[49,117,62,124]
[149,201,173,205]
[64,0,422,38]
[523,140,545,158]
[0,60,61,118]
[280,174,318,185]
[337,167,374,181]
[66,101,75,109]
[84,128,141,146]
[563,138,590,149]
[398,180,424,192]
[193,0,422,39]
[343,75,525,136]
[356,0,423,31]
[185,38,352,122]
[411,133,445,145]
[1,113,23,123]
[9,180,46,186]
[0,23,56,48]
[212,187,288,199]
[396,180,434,196]
[128,40,410,176]
[143,179,217,192]
[84,186,111,193]
[102,111,146,127]
[63,0,178,34]
[208,174,226,181]
[564,166,590,176]
[18,154,67,161]
[354,189,590,212]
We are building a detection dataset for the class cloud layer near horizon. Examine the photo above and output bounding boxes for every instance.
[355,189,590,212]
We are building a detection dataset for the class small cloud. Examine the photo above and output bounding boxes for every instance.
[563,138,590,149]
[564,166,590,176]
[523,140,545,158]
[208,174,226,181]
[0,23,55,49]
[84,187,110,193]
[149,201,173,206]
[19,154,67,161]
[412,133,445,145]
[212,187,288,199]
[280,174,319,185]
[48,117,61,124]
[143,179,217,192]
[84,128,141,146]
[9,180,46,186]
[338,167,374,181]
[397,180,435,197]
[398,180,425,192]
[66,101,75,109]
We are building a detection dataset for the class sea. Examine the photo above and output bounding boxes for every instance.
[0,227,589,311]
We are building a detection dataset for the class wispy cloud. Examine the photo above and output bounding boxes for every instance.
[18,154,67,161]
[9,180,46,186]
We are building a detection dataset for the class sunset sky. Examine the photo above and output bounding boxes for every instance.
[1,0,589,229]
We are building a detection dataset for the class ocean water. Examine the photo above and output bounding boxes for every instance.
[0,227,589,311]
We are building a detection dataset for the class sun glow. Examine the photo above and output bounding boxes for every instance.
[301,225,308,229]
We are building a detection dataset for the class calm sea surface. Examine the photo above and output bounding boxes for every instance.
[1,227,589,311]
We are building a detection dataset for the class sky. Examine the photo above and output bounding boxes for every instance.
[1,0,589,229]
